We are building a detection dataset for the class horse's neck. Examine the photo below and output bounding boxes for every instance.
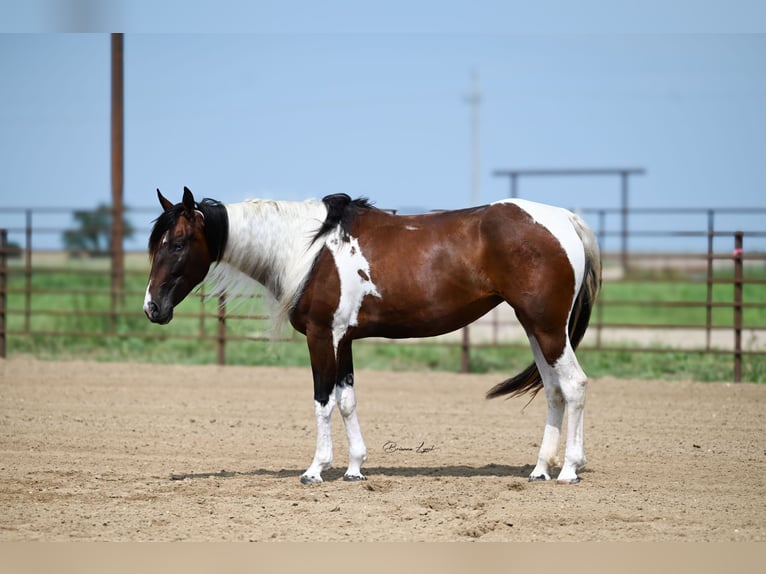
[221,200,328,302]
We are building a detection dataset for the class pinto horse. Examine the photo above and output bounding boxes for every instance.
[144,187,601,484]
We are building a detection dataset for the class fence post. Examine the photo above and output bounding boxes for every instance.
[733,232,743,382]
[461,325,470,373]
[217,293,226,366]
[705,210,714,351]
[620,171,629,277]
[596,209,605,348]
[1,229,7,358]
[24,209,31,333]
[198,284,206,338]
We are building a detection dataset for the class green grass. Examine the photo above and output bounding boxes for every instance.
[455,344,765,383]
[3,255,766,382]
[597,274,766,328]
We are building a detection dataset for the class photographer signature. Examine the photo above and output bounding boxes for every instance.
[382,440,437,454]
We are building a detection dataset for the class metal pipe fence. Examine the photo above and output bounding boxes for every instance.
[0,205,765,381]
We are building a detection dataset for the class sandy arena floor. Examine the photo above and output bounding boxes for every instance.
[0,357,764,541]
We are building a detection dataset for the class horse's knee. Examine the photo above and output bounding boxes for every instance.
[550,349,587,403]
[559,377,587,413]
[336,384,357,417]
[544,383,565,407]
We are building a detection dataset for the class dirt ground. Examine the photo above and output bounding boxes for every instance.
[1,357,764,542]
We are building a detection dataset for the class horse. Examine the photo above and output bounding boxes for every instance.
[144,187,601,484]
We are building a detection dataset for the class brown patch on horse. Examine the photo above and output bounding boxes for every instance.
[485,203,601,400]
[486,204,576,365]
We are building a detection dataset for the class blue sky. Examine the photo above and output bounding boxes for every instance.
[1,4,765,250]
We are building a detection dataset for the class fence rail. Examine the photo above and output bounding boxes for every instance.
[1,205,765,382]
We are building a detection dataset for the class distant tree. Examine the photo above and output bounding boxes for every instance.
[2,240,22,259]
[62,203,135,257]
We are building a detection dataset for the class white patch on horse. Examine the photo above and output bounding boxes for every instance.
[301,395,337,484]
[142,281,153,315]
[336,384,367,480]
[326,228,381,354]
[207,199,329,335]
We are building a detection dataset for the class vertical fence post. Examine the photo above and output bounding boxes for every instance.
[461,325,470,373]
[198,283,206,338]
[0,229,7,358]
[705,210,714,351]
[217,293,226,366]
[620,171,629,277]
[110,33,125,317]
[596,209,605,349]
[733,232,744,382]
[24,209,31,333]
[109,268,118,336]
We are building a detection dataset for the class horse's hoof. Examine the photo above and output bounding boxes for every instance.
[528,474,550,482]
[343,473,366,482]
[557,477,582,485]
[300,474,322,485]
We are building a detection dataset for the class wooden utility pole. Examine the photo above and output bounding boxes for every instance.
[465,71,481,206]
[110,33,125,317]
[461,71,481,372]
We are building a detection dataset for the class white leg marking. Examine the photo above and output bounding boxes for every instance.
[528,336,564,481]
[326,231,381,354]
[336,384,368,480]
[301,393,336,484]
[554,345,588,484]
[527,337,588,483]
[532,385,565,481]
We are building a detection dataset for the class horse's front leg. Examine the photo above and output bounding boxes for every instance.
[300,331,337,485]
[335,340,367,481]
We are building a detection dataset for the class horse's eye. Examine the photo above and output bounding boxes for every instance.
[172,242,185,253]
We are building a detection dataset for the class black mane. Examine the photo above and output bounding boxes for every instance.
[148,198,228,262]
[312,193,376,244]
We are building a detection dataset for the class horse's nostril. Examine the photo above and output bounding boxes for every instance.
[145,300,159,318]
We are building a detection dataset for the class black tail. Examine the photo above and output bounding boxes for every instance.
[486,214,602,400]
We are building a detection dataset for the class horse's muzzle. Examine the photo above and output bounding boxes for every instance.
[144,300,173,324]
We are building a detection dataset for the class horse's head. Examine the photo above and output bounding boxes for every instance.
[144,187,215,324]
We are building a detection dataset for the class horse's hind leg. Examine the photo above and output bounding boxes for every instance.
[527,336,564,481]
[528,336,588,484]
[552,343,588,483]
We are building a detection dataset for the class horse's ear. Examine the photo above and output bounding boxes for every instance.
[157,189,174,212]
[182,186,196,215]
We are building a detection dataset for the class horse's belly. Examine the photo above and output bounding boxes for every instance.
[357,295,502,339]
